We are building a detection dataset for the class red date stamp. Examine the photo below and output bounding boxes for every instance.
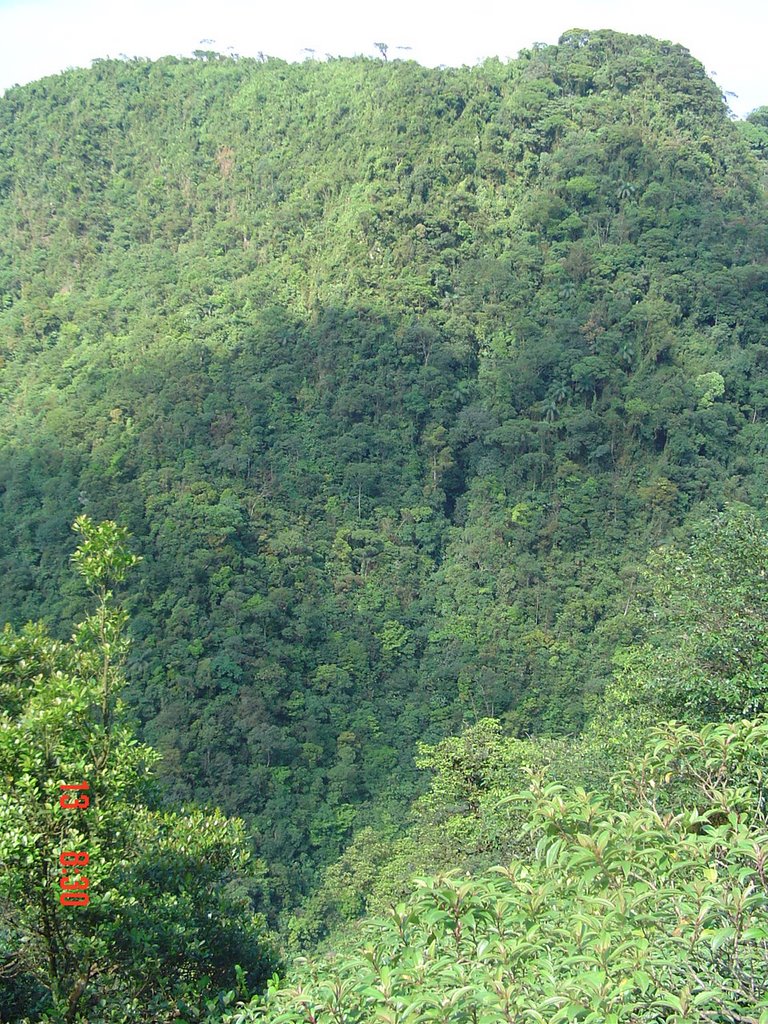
[58,781,90,907]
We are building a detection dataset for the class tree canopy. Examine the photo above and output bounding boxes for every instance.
[1,28,768,1021]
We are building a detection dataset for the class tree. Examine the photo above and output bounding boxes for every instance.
[0,518,277,1023]
[746,106,768,129]
[600,507,768,735]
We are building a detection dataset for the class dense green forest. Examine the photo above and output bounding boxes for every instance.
[2,27,768,1022]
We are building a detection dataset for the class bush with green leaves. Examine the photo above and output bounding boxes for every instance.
[234,716,768,1024]
[0,517,278,1023]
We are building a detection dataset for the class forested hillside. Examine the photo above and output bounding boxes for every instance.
[2,29,768,1020]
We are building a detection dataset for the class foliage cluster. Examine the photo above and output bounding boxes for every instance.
[1,32,767,900]
[0,519,277,1022]
[237,717,768,1024]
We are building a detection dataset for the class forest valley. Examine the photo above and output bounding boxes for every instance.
[1,26,768,1023]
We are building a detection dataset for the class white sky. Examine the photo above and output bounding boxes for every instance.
[0,0,765,118]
